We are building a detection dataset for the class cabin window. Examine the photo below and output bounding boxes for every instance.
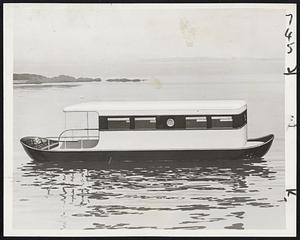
[212,116,233,129]
[232,110,247,128]
[135,117,156,130]
[99,117,108,130]
[107,117,130,130]
[186,116,207,129]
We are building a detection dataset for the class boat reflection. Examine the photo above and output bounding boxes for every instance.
[18,158,278,230]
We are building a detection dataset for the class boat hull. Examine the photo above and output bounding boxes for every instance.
[20,134,274,162]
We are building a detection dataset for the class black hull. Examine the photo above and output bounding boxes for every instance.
[20,134,274,162]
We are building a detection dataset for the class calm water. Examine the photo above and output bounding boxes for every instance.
[13,59,285,230]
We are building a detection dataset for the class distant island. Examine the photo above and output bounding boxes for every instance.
[13,73,102,84]
[106,78,146,82]
[13,73,146,84]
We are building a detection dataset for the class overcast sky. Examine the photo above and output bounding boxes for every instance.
[12,4,285,77]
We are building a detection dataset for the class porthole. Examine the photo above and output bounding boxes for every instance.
[166,118,175,127]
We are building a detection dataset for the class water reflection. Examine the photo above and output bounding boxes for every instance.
[18,158,280,230]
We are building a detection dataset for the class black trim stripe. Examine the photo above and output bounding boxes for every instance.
[99,110,247,131]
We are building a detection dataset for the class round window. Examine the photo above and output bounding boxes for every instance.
[166,118,175,127]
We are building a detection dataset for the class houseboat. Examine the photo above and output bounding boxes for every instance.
[20,100,274,161]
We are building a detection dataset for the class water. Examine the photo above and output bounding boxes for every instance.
[13,59,285,230]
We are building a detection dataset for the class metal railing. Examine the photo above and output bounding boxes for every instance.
[45,128,99,150]
[58,128,99,142]
[41,140,60,150]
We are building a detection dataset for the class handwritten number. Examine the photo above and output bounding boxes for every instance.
[285,28,292,41]
[287,42,295,54]
[286,14,293,25]
[284,65,297,75]
[284,13,296,76]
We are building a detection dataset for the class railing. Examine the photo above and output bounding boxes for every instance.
[46,128,99,150]
[58,128,99,142]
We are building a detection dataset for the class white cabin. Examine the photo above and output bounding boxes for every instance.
[62,100,248,151]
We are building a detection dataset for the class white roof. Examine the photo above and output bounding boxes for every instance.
[63,100,247,116]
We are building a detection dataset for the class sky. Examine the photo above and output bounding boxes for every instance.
[11,4,286,77]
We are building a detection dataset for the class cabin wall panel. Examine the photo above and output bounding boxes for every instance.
[96,126,247,150]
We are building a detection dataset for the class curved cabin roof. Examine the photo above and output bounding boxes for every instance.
[63,100,247,116]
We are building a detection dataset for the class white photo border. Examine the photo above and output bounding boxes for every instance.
[3,3,297,237]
